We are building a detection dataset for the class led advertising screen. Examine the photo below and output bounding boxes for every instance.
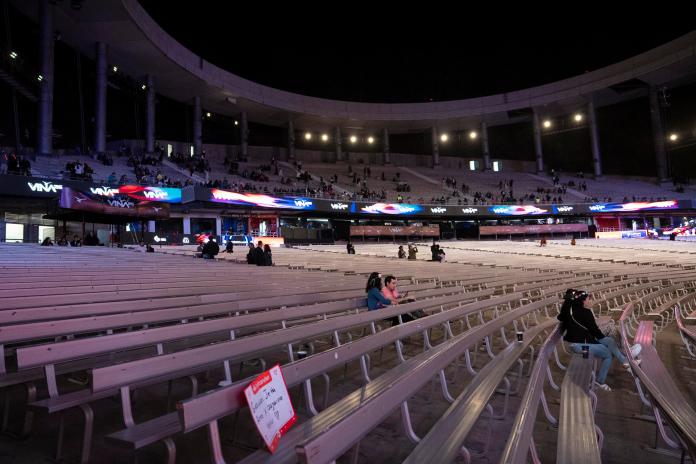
[487,205,549,216]
[359,203,423,215]
[209,189,316,210]
[586,200,678,213]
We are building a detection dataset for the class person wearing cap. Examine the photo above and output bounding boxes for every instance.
[557,289,642,391]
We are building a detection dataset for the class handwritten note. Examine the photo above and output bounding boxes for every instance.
[244,364,297,453]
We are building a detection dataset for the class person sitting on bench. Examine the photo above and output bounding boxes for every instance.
[201,237,220,259]
[246,243,256,264]
[557,289,641,391]
[366,272,394,311]
[398,245,406,259]
[382,275,423,322]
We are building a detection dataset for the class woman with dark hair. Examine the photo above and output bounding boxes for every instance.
[557,289,641,391]
[366,272,394,311]
[263,244,273,266]
[246,243,256,265]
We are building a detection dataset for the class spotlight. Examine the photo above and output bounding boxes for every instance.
[112,65,118,72]
[543,120,552,129]
[468,131,478,140]
[349,135,357,144]
[305,132,312,140]
[9,51,17,60]
[206,112,212,118]
[669,133,679,142]
[367,136,374,144]
[141,84,147,90]
[321,134,329,142]
[37,74,43,82]
[440,133,448,142]
[234,120,239,126]
[573,113,583,122]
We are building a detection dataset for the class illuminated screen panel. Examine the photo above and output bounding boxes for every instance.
[588,200,678,213]
[487,205,549,216]
[209,189,316,210]
[359,203,423,215]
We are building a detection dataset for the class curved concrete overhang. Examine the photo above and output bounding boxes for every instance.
[10,0,696,132]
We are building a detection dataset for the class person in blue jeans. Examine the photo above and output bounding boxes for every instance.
[557,289,641,391]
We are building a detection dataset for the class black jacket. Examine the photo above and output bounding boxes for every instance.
[557,302,605,343]
[264,250,273,266]
[202,241,219,256]
[246,248,256,264]
[254,247,266,265]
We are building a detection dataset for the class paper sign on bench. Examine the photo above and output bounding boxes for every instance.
[244,364,297,453]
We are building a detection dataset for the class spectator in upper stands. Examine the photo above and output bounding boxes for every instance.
[107,172,117,184]
[407,244,418,260]
[254,241,266,265]
[41,237,53,246]
[201,237,220,259]
[245,243,256,264]
[57,235,68,246]
[263,244,273,266]
[557,289,642,391]
[366,272,394,311]
[398,245,406,259]
[84,232,99,246]
[137,240,147,253]
[18,156,31,176]
[70,235,82,247]
[7,153,19,174]
[346,241,355,254]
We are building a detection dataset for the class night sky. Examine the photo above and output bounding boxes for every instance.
[137,3,694,103]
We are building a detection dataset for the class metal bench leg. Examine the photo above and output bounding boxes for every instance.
[55,412,65,462]
[321,373,331,409]
[20,382,37,437]
[400,401,420,444]
[303,379,319,416]
[438,370,454,403]
[540,390,558,426]
[78,403,94,464]
[207,420,226,464]
[162,437,176,464]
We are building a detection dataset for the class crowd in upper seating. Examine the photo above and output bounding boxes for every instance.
[2,151,32,176]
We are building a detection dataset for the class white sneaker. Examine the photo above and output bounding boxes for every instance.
[624,358,642,369]
[594,382,612,392]
[630,343,642,358]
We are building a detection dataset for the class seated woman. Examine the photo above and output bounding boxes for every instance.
[398,245,406,259]
[407,244,418,260]
[557,289,641,391]
[366,272,394,311]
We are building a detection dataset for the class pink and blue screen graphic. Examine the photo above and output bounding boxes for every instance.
[488,205,549,215]
[210,189,316,210]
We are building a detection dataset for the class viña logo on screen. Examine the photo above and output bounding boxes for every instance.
[430,207,446,213]
[330,203,348,210]
[461,208,477,214]
[27,181,63,193]
[294,199,313,208]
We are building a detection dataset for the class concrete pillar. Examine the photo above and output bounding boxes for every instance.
[215,217,222,237]
[94,42,107,155]
[588,99,602,177]
[431,127,440,167]
[649,87,669,182]
[183,216,191,235]
[36,0,54,156]
[532,109,544,174]
[383,128,390,164]
[193,96,202,156]
[147,221,156,233]
[145,75,155,153]
[240,111,248,160]
[335,126,342,161]
[481,121,491,171]
[287,120,295,160]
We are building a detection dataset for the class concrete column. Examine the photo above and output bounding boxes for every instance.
[240,111,248,159]
[193,96,202,156]
[532,109,544,174]
[183,216,191,235]
[36,0,54,156]
[431,127,440,167]
[147,221,156,233]
[215,217,222,237]
[287,120,295,160]
[649,87,669,182]
[588,99,602,177]
[145,75,155,153]
[335,126,342,161]
[481,121,491,170]
[94,42,107,155]
[383,128,390,164]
